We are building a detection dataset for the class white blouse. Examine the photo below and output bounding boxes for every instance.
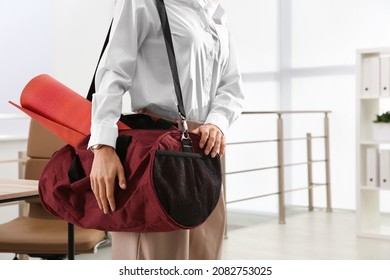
[89,0,244,149]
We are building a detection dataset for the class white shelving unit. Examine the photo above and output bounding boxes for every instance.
[357,47,390,240]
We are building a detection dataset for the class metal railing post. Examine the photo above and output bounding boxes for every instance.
[17,151,26,180]
[221,155,228,239]
[306,133,314,211]
[17,151,29,219]
[324,113,332,212]
[277,113,286,224]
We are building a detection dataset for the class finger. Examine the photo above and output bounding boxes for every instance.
[191,127,200,135]
[98,178,109,214]
[211,133,222,158]
[91,177,103,210]
[204,129,217,155]
[219,136,226,157]
[105,176,116,212]
[117,165,127,190]
[199,127,209,149]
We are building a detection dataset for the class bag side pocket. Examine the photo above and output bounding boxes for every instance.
[153,151,222,227]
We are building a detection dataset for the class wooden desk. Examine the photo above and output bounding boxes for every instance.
[0,179,75,260]
[0,179,39,204]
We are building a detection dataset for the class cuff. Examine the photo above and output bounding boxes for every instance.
[204,113,229,135]
[88,123,119,149]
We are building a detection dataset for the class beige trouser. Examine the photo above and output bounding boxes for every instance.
[111,189,226,260]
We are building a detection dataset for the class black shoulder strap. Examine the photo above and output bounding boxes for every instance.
[87,0,187,120]
[86,20,113,102]
[156,0,186,120]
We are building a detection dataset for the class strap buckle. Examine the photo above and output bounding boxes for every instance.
[181,119,193,152]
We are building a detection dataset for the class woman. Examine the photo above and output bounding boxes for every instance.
[88,0,244,259]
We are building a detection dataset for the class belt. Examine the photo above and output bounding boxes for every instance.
[138,109,203,132]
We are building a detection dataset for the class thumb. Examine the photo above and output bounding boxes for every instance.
[117,165,127,189]
[191,127,201,135]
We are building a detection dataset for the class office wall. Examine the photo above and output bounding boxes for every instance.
[0,0,53,224]
[0,0,53,115]
[51,0,113,94]
[0,0,113,128]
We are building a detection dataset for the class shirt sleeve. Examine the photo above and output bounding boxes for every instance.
[88,0,149,149]
[204,32,245,135]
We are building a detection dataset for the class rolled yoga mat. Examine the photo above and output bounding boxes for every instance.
[9,74,129,147]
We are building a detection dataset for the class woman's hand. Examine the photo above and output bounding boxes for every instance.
[192,124,225,158]
[90,146,127,214]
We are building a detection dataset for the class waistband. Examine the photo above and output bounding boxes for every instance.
[138,109,203,132]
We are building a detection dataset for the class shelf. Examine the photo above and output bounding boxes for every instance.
[357,47,390,241]
[360,186,390,191]
[357,47,390,54]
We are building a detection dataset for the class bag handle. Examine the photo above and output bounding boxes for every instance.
[86,0,189,137]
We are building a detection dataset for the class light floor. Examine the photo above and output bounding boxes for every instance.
[223,208,390,260]
[1,207,390,260]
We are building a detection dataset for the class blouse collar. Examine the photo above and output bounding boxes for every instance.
[173,0,225,23]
